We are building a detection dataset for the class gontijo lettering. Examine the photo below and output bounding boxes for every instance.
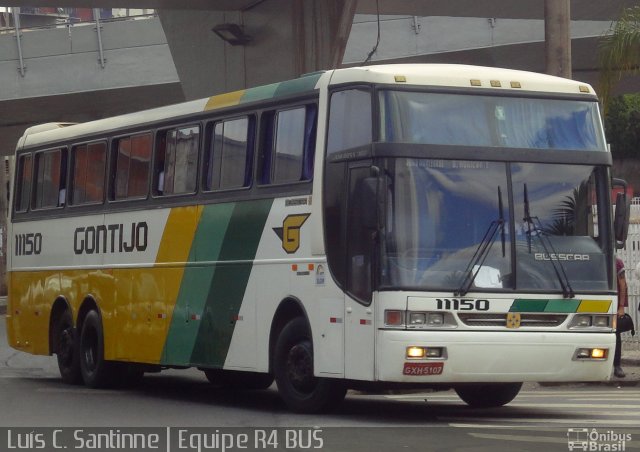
[74,222,148,255]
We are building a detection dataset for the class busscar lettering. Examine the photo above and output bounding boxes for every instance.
[534,253,590,261]
[74,222,148,255]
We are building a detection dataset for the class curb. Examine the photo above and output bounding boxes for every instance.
[539,379,640,387]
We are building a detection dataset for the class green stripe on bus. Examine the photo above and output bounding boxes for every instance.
[509,299,548,312]
[189,199,273,367]
[241,73,322,104]
[544,299,581,313]
[162,203,235,365]
[510,298,593,313]
[273,73,323,97]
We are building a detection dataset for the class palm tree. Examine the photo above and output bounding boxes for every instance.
[598,6,640,111]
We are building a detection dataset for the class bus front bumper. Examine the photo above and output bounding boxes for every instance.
[376,330,615,383]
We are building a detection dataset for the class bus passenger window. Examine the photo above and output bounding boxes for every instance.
[71,142,106,205]
[205,116,253,191]
[34,148,67,210]
[112,133,151,200]
[327,89,372,155]
[15,154,32,212]
[259,104,317,185]
[154,125,199,196]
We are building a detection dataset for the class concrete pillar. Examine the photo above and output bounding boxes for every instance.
[0,157,9,296]
[159,0,357,100]
[545,0,571,78]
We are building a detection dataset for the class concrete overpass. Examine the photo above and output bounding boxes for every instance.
[0,14,182,155]
[1,0,637,19]
[2,0,640,156]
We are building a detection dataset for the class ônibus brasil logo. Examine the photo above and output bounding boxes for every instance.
[567,428,631,451]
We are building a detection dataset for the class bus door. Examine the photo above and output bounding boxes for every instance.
[343,166,376,381]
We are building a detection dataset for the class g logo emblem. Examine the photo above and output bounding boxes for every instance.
[273,214,310,254]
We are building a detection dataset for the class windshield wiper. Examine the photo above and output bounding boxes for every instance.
[523,183,575,298]
[455,186,505,296]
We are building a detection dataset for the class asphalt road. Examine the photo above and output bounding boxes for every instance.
[2,315,640,452]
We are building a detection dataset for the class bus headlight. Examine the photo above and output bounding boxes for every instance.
[575,315,591,327]
[571,315,592,328]
[568,314,613,330]
[592,316,610,328]
[385,310,457,329]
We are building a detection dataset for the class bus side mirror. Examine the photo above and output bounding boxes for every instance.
[613,178,631,249]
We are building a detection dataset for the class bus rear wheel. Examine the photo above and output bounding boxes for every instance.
[274,317,346,413]
[54,310,82,385]
[455,382,522,408]
[79,310,117,388]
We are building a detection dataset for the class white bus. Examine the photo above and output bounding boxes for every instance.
[6,64,628,413]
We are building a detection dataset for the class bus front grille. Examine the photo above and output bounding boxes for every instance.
[457,313,568,328]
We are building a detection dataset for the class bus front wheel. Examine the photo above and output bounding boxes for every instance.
[79,310,117,388]
[455,382,522,408]
[54,310,82,385]
[274,317,346,413]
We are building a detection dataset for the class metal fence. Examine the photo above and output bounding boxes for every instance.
[0,7,157,77]
[1,7,155,33]
[614,197,640,349]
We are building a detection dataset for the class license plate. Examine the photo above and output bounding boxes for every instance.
[403,362,444,376]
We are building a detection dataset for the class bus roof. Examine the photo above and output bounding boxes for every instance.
[18,71,326,150]
[18,64,597,150]
[330,64,595,95]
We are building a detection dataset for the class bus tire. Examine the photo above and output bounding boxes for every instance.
[455,382,522,408]
[204,369,274,390]
[54,310,82,385]
[274,317,346,413]
[79,310,117,388]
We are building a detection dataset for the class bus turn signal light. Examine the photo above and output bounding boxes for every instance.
[406,347,444,359]
[385,310,404,326]
[574,348,608,360]
[407,347,425,359]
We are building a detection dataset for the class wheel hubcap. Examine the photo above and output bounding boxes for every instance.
[286,341,315,393]
[82,329,97,372]
[59,328,74,366]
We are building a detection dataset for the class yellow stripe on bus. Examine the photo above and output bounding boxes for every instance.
[155,206,202,264]
[105,206,202,363]
[106,206,204,363]
[577,300,612,313]
[204,90,245,111]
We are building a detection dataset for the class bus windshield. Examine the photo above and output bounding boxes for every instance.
[379,90,606,151]
[381,159,610,293]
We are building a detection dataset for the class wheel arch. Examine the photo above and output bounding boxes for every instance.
[268,297,309,373]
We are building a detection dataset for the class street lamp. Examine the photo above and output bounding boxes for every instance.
[212,23,252,46]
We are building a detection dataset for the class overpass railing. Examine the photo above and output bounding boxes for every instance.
[0,8,157,77]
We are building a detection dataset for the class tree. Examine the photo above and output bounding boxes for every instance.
[605,94,640,159]
[598,6,640,111]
